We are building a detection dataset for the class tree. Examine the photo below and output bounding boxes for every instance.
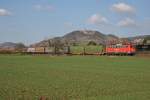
[48,40,52,47]
[72,42,78,46]
[15,43,26,52]
[15,43,26,49]
[143,36,150,44]
[52,38,64,54]
[87,41,97,46]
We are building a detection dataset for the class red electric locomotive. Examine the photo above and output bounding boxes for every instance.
[105,43,136,55]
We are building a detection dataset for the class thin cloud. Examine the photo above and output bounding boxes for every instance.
[118,18,136,27]
[64,22,74,27]
[0,8,11,16]
[136,18,150,34]
[111,3,135,14]
[87,14,108,25]
[34,4,54,12]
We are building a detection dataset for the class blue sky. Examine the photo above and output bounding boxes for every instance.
[0,0,150,45]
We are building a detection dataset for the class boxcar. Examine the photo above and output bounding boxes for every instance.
[35,47,45,53]
[27,48,35,53]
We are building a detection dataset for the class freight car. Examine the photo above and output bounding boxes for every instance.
[135,44,150,56]
[26,47,70,54]
[136,44,150,52]
[27,47,46,54]
[104,43,136,55]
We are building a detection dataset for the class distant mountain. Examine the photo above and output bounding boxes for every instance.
[127,35,150,41]
[0,42,26,49]
[0,42,18,48]
[121,35,150,44]
[31,30,119,47]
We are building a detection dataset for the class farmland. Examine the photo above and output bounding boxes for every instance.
[0,55,150,100]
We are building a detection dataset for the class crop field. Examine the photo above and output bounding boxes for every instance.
[0,55,150,100]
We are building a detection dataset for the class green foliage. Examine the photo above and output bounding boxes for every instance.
[87,41,97,46]
[0,55,150,99]
[72,42,79,46]
[15,43,26,50]
[143,36,150,44]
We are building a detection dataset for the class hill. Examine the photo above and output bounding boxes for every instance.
[0,42,18,49]
[122,35,150,44]
[31,30,119,47]
[62,30,107,44]
[0,42,26,49]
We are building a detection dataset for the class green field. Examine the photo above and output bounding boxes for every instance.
[0,55,150,100]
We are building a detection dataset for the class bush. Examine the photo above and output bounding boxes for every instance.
[87,41,97,46]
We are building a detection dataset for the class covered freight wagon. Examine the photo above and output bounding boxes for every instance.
[27,48,35,53]
[35,47,45,53]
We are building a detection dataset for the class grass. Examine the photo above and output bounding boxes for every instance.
[0,55,150,100]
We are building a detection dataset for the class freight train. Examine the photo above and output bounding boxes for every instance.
[1,43,149,56]
[25,44,136,56]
